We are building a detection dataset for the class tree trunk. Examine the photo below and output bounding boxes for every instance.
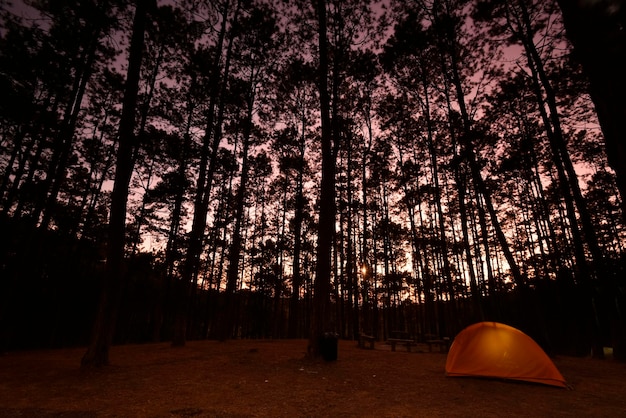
[309,0,336,359]
[556,0,626,225]
[515,2,604,358]
[81,0,151,367]
[38,11,104,231]
[218,97,254,341]
[288,124,306,338]
[172,0,239,346]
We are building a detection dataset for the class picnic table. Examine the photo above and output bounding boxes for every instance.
[359,334,376,349]
[386,337,416,352]
[425,336,451,352]
[387,331,416,352]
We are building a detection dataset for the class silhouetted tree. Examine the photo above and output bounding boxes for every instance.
[82,0,153,367]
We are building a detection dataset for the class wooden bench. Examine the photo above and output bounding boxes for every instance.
[387,338,416,352]
[359,334,376,349]
[390,330,411,339]
[426,337,450,353]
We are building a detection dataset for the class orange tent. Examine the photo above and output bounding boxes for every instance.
[445,321,566,388]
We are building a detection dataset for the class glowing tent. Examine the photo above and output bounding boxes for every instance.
[445,321,566,388]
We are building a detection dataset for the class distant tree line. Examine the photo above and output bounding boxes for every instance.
[0,0,624,362]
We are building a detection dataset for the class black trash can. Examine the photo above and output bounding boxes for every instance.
[319,332,338,361]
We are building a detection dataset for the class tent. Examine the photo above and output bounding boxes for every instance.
[445,321,566,388]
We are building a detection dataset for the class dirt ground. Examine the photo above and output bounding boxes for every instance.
[1,339,626,417]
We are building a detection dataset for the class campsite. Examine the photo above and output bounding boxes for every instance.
[2,2,626,416]
[1,338,626,417]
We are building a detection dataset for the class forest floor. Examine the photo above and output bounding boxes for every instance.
[1,338,626,417]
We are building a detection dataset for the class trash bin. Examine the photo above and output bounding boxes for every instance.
[319,332,338,361]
